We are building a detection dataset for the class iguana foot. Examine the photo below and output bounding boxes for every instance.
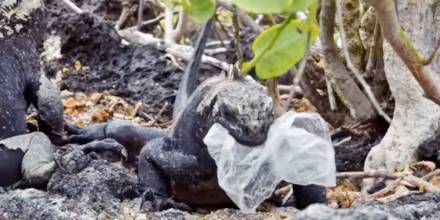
[63,123,107,145]
[79,138,128,162]
[292,184,327,209]
[141,190,191,212]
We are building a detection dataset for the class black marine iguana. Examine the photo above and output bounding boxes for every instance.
[65,20,327,211]
[0,0,128,188]
[0,0,63,143]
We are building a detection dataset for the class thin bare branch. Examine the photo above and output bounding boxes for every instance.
[115,2,138,30]
[137,0,144,29]
[338,170,440,193]
[326,75,338,111]
[164,5,175,42]
[118,29,230,70]
[337,171,404,179]
[422,169,440,181]
[376,185,410,203]
[204,47,228,56]
[287,31,312,106]
[423,37,440,65]
[368,178,402,198]
[368,0,440,105]
[61,0,83,14]
[365,19,382,74]
[403,175,440,192]
[320,0,376,121]
[125,13,166,31]
[152,102,170,126]
[336,0,391,123]
[267,79,286,117]
[172,7,190,42]
[217,0,263,34]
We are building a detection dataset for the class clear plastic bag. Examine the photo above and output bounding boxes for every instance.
[203,111,336,213]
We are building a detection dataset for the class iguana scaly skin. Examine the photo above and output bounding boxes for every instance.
[65,19,327,211]
[0,0,63,142]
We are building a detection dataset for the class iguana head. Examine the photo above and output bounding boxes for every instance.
[206,78,275,146]
[0,0,44,42]
[36,74,64,145]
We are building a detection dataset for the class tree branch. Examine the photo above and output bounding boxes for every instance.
[172,7,190,42]
[217,0,263,34]
[337,171,404,179]
[326,75,338,111]
[368,178,402,198]
[137,0,144,29]
[61,0,83,14]
[368,0,440,105]
[319,0,376,121]
[164,5,175,42]
[115,2,137,30]
[423,37,440,65]
[336,0,391,123]
[117,29,230,70]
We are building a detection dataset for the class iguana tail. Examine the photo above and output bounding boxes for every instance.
[173,19,213,118]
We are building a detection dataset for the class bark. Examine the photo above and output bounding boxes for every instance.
[340,0,366,71]
[360,8,391,103]
[320,0,377,123]
[299,55,350,127]
[367,0,440,105]
[363,0,440,189]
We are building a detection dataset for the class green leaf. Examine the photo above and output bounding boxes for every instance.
[287,0,318,13]
[232,0,291,14]
[244,19,319,79]
[182,0,216,23]
[161,0,181,8]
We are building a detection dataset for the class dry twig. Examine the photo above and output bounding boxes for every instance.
[422,169,440,181]
[117,29,230,70]
[115,2,138,30]
[286,32,312,107]
[153,103,169,125]
[376,185,410,203]
[368,178,402,198]
[61,0,83,14]
[217,0,263,34]
[326,75,338,111]
[125,14,166,31]
[403,175,440,192]
[336,171,404,179]
[137,0,144,29]
[423,37,440,65]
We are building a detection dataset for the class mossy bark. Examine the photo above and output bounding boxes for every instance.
[339,0,366,71]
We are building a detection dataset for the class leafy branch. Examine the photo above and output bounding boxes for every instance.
[163,0,321,80]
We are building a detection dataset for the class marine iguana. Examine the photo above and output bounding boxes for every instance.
[138,20,326,210]
[65,19,326,211]
[0,0,128,188]
[0,0,63,143]
[65,20,327,211]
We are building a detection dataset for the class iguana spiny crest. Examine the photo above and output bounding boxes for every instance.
[0,0,42,39]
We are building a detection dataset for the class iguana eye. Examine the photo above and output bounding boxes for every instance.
[221,107,238,124]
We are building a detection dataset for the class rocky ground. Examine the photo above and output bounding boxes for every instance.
[2,1,440,219]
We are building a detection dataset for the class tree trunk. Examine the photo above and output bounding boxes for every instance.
[340,0,366,71]
[363,0,440,188]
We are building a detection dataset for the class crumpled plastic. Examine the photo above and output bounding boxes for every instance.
[203,111,336,213]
